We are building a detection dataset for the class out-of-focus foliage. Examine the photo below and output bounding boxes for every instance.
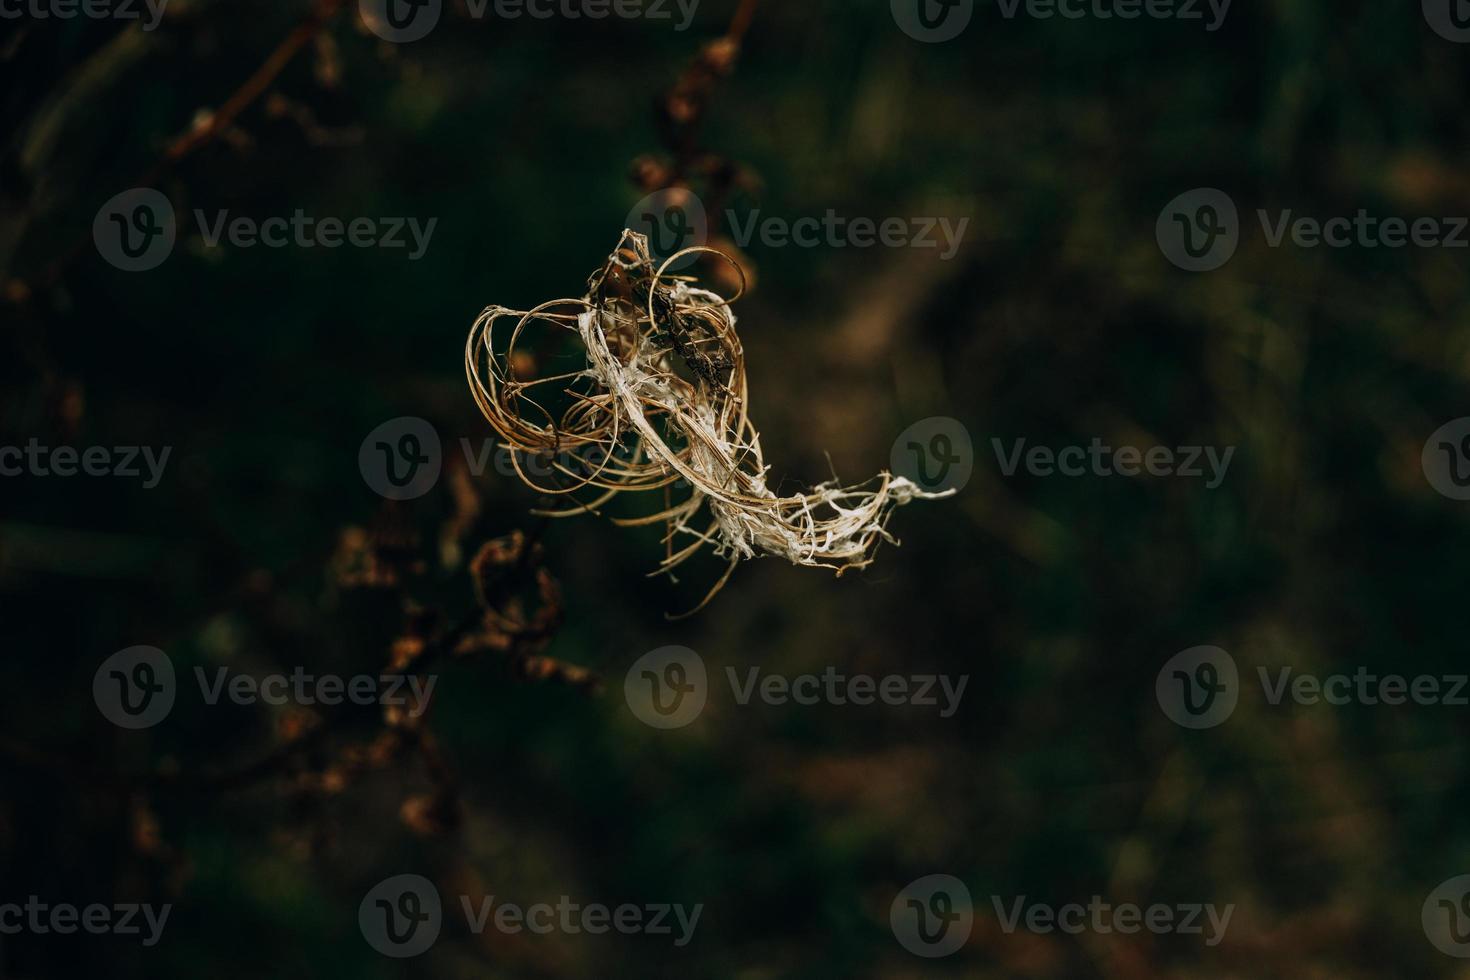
[4,0,1470,976]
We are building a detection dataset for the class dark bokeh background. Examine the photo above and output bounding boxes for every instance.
[5,0,1470,976]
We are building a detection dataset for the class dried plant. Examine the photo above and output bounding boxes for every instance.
[465,230,952,615]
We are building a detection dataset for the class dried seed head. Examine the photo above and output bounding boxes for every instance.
[465,231,952,615]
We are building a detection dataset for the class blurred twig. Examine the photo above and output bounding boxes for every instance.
[23,0,347,292]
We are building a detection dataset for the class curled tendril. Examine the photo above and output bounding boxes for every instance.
[465,230,950,617]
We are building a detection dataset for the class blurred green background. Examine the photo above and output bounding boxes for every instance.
[4,0,1470,976]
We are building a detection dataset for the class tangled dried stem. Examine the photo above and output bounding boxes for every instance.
[465,231,950,616]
